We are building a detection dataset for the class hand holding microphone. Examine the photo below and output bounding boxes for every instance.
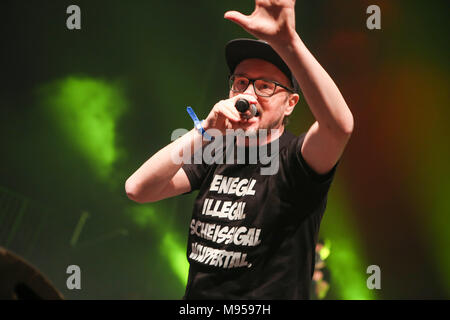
[203,95,259,135]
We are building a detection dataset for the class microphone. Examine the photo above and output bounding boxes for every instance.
[235,98,259,119]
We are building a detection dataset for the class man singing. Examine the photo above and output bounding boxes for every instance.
[126,0,353,299]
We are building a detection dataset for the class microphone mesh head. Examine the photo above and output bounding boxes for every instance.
[235,99,249,112]
[249,104,257,116]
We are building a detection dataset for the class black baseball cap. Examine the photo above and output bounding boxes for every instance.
[225,38,300,93]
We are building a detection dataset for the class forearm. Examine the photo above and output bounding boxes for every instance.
[125,128,205,201]
[271,32,354,135]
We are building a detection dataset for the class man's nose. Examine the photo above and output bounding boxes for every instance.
[244,82,257,97]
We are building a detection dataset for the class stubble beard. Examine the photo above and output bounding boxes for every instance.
[239,115,284,146]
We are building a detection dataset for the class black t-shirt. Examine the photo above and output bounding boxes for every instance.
[181,129,339,299]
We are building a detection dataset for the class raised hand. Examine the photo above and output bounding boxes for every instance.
[224,0,297,45]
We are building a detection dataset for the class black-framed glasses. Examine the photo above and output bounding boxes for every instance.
[229,74,295,97]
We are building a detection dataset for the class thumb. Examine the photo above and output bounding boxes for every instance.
[224,11,251,29]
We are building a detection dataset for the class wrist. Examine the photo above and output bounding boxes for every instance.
[194,119,213,141]
[186,106,213,141]
[270,29,301,52]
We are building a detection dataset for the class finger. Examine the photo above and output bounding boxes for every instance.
[224,10,251,29]
[222,98,246,116]
[218,105,241,122]
[225,104,243,121]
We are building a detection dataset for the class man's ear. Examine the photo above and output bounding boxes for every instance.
[284,93,299,117]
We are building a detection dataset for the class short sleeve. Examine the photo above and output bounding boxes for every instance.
[181,144,213,195]
[182,163,208,194]
[278,132,340,220]
[283,132,339,190]
[294,133,339,185]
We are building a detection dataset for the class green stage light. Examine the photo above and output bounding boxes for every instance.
[39,76,126,180]
[320,185,376,300]
[319,239,331,261]
[161,233,189,286]
[129,205,189,287]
